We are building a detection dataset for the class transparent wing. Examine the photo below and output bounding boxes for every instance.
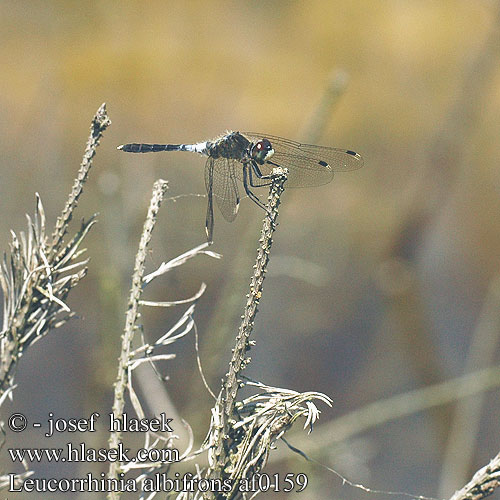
[233,154,333,188]
[242,132,363,188]
[204,157,240,222]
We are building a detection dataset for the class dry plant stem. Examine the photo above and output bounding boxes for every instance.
[51,103,110,256]
[211,171,287,483]
[224,173,286,421]
[107,179,168,498]
[449,451,500,500]
[0,104,109,397]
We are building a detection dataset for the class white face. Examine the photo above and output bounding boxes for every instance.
[266,147,275,160]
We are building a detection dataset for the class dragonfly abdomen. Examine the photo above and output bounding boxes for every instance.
[117,143,184,153]
[117,142,213,156]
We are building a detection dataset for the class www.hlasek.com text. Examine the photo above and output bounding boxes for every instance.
[9,441,179,464]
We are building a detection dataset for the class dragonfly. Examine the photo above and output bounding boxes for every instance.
[118,131,363,241]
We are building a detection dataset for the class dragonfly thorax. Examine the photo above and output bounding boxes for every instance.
[208,131,251,161]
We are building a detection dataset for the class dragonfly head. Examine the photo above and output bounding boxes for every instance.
[250,139,274,164]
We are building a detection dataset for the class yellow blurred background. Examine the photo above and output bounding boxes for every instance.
[2,1,500,498]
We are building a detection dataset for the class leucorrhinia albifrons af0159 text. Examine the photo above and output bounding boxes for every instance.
[118,131,363,242]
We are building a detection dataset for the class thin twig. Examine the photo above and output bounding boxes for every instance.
[51,103,111,255]
[107,179,168,499]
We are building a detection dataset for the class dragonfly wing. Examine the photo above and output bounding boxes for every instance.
[266,152,334,187]
[204,157,240,222]
[232,153,333,188]
[243,132,363,178]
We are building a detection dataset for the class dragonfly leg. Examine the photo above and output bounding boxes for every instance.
[249,161,274,186]
[243,164,270,213]
[205,162,215,242]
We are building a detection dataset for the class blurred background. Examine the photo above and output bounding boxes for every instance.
[2,0,500,498]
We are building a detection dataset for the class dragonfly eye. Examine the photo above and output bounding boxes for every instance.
[250,139,274,164]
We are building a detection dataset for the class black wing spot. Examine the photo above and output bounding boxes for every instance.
[318,160,329,167]
[346,150,357,156]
